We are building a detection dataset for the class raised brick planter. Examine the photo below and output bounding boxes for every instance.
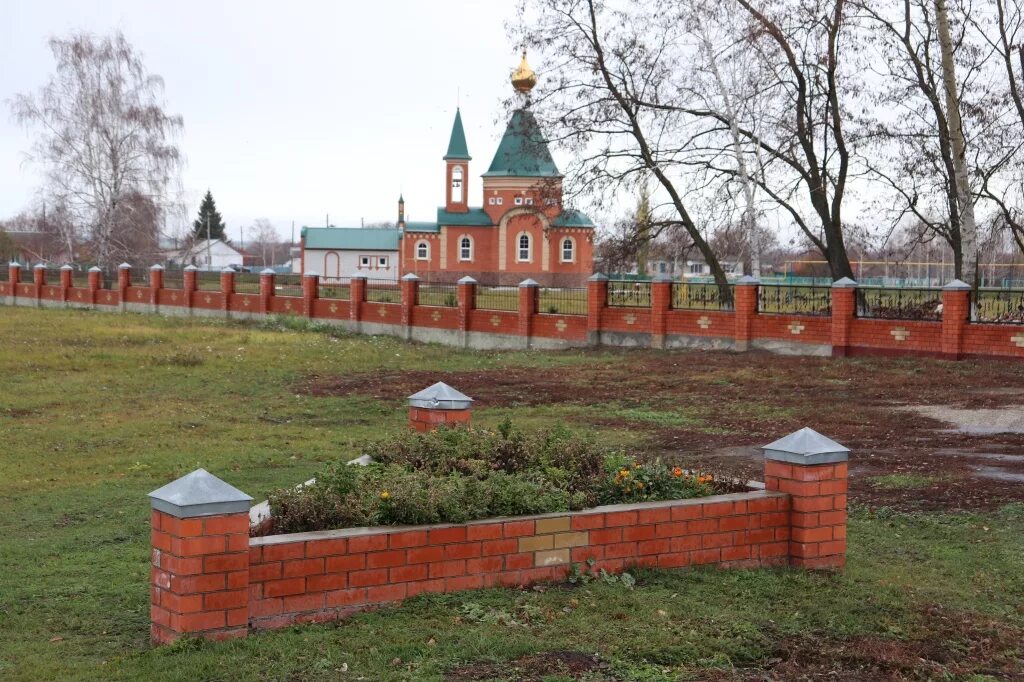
[148,427,850,645]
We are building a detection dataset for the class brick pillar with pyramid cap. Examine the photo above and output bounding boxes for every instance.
[408,382,474,432]
[149,469,254,644]
[762,428,849,569]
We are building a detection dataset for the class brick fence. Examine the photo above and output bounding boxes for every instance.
[4,262,1019,359]
[148,427,850,645]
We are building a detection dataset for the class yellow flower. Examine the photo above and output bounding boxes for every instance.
[619,469,630,478]
[380,490,390,500]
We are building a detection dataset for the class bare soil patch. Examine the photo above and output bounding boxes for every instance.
[301,349,1024,511]
[446,650,611,681]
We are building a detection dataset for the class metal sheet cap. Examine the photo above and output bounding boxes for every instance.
[761,427,849,465]
[408,382,474,410]
[149,468,253,518]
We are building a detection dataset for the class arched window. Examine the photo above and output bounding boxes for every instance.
[451,166,464,204]
[459,235,473,261]
[325,251,340,277]
[561,238,575,263]
[415,241,429,260]
[517,233,532,262]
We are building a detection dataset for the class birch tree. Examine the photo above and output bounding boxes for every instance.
[10,32,183,266]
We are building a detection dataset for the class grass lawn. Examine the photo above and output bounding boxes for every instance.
[0,306,1021,681]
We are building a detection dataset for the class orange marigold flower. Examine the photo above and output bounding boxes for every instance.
[672,467,683,477]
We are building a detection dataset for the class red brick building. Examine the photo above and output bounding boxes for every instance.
[399,53,595,286]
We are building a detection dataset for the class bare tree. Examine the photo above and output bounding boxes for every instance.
[516,0,735,300]
[10,31,183,266]
[246,218,283,268]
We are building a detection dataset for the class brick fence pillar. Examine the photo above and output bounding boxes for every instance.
[59,264,73,304]
[518,278,539,348]
[733,276,758,352]
[830,277,857,357]
[149,264,164,310]
[457,276,476,348]
[762,428,849,569]
[350,275,367,330]
[118,263,132,312]
[149,468,254,645]
[183,265,198,313]
[88,266,102,306]
[32,263,45,307]
[941,279,971,360]
[220,268,235,317]
[407,382,473,432]
[587,273,608,347]
[650,274,672,349]
[400,273,419,339]
[303,272,319,318]
[258,268,275,315]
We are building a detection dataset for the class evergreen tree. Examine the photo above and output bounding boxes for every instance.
[192,190,227,241]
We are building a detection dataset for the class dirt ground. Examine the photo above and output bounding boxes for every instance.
[301,349,1024,512]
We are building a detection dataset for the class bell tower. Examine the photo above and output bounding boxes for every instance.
[397,194,406,229]
[443,108,471,214]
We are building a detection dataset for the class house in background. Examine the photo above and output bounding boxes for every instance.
[299,227,400,280]
[172,239,256,271]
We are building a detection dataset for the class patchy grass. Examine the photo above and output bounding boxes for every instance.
[0,307,1022,681]
[870,473,950,490]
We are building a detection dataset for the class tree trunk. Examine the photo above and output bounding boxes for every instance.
[933,0,978,285]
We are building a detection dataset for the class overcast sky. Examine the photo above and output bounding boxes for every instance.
[0,0,534,241]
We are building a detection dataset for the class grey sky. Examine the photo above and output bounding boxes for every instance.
[1,0,529,241]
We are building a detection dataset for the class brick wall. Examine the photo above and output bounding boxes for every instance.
[9,267,1024,361]
[245,491,791,631]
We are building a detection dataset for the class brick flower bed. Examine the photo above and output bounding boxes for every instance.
[148,427,849,644]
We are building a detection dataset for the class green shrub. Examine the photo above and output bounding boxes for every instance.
[265,421,718,534]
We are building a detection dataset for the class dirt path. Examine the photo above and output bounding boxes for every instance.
[301,349,1024,511]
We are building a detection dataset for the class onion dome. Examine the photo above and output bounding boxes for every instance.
[511,50,537,93]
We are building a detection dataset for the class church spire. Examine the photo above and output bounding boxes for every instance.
[443,108,471,161]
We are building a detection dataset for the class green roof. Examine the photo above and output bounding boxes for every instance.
[436,207,494,227]
[443,109,471,160]
[483,109,561,178]
[301,227,400,250]
[551,209,595,228]
[403,221,440,233]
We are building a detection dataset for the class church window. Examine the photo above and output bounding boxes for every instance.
[517,233,532,262]
[451,166,464,203]
[459,235,473,261]
[416,242,429,260]
[561,238,575,263]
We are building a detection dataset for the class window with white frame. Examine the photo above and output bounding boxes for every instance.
[689,262,703,274]
[561,237,574,262]
[517,233,531,262]
[378,256,389,268]
[488,197,496,205]
[415,241,429,260]
[514,196,523,206]
[495,197,503,205]
[459,235,473,261]
[525,198,534,206]
[360,256,370,268]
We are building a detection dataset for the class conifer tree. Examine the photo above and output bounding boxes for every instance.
[192,190,227,241]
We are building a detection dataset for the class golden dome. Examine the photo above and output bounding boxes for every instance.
[511,50,537,93]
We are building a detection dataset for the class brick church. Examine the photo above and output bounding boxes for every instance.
[300,53,595,286]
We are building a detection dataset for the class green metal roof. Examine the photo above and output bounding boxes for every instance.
[436,207,494,227]
[483,109,561,178]
[443,109,471,160]
[551,209,595,228]
[402,221,440,233]
[301,227,400,250]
